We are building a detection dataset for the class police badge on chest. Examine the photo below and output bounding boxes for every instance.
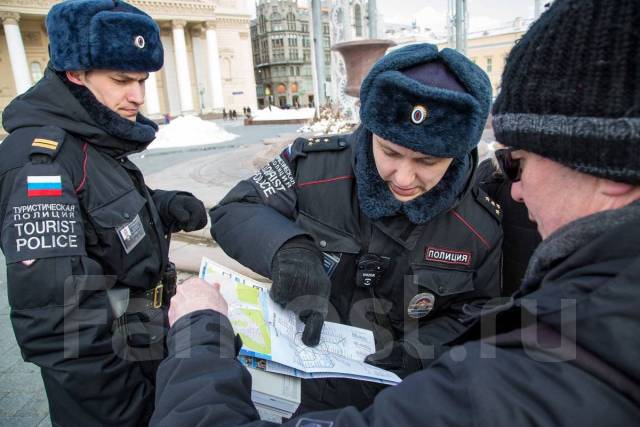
[116,214,145,254]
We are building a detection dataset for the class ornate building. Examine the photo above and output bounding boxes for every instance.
[0,0,257,121]
[250,0,333,109]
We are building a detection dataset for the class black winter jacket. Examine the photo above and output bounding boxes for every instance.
[0,67,178,426]
[210,135,503,410]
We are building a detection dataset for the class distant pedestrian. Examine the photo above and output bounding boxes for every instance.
[242,107,247,116]
[247,106,252,117]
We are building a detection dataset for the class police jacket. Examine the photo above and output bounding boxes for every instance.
[211,135,502,369]
[152,201,640,427]
[475,158,541,296]
[0,67,179,426]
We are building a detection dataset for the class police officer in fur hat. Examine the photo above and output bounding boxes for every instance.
[0,1,207,425]
[208,43,502,411]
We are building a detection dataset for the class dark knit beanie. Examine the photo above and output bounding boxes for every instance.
[46,0,163,72]
[492,0,640,184]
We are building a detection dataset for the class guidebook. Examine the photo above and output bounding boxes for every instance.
[199,257,401,386]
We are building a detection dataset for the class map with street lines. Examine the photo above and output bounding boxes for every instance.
[199,257,401,385]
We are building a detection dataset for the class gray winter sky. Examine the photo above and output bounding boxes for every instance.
[249,1,536,33]
[379,0,535,32]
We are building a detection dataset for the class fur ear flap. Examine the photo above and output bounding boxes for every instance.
[353,126,472,225]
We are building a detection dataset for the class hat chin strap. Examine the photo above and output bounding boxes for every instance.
[353,126,471,225]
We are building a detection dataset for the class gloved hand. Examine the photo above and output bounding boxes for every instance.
[168,194,207,232]
[270,236,331,346]
[365,340,422,379]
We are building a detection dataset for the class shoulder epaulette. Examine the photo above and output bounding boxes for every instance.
[301,134,351,153]
[29,126,66,161]
[474,187,503,222]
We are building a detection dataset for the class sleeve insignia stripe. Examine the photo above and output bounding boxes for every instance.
[27,175,62,197]
[32,138,59,150]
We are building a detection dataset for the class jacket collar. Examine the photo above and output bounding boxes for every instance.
[352,126,475,225]
[2,64,157,158]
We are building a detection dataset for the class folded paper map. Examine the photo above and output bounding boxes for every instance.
[199,257,401,385]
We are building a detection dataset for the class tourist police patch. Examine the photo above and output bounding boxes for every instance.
[425,246,472,266]
[1,163,85,264]
[407,292,435,318]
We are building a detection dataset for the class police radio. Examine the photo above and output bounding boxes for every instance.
[356,254,391,288]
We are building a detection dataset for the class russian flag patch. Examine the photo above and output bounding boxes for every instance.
[27,176,62,197]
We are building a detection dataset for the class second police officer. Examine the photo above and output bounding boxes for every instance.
[210,43,503,411]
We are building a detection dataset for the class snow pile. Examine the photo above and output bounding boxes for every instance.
[297,118,357,135]
[297,105,357,135]
[251,106,315,122]
[148,115,238,150]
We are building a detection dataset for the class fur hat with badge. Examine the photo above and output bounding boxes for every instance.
[46,0,163,72]
[492,0,640,184]
[354,43,492,224]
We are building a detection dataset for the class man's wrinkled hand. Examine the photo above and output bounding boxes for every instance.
[169,277,229,327]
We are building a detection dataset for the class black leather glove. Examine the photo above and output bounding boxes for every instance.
[168,194,207,232]
[270,236,331,347]
[365,340,423,379]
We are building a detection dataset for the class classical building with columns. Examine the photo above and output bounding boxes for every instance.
[0,0,257,122]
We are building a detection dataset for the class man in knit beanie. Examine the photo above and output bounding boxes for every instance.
[148,0,640,425]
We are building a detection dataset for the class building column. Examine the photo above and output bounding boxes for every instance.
[171,20,194,113]
[1,12,31,95]
[145,72,161,117]
[190,24,210,112]
[205,20,224,110]
[160,30,182,117]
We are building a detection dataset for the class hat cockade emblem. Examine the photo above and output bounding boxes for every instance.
[411,105,429,124]
[134,35,146,49]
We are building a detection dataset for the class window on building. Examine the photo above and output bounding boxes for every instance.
[296,66,300,76]
[303,50,311,62]
[354,4,363,37]
[259,15,266,33]
[323,23,330,35]
[272,38,284,48]
[288,37,298,47]
[323,36,330,48]
[287,12,296,31]
[486,56,493,73]
[271,12,283,31]
[30,62,43,82]
[223,58,232,80]
[302,23,309,32]
[324,51,331,64]
[302,37,310,48]
[290,49,299,60]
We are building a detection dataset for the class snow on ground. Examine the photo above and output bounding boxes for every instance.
[251,105,315,121]
[148,115,238,150]
[298,118,356,135]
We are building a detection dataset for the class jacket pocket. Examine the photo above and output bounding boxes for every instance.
[85,190,151,277]
[410,265,474,296]
[88,189,147,229]
[296,210,360,254]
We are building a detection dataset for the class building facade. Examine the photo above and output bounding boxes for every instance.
[251,0,334,109]
[0,0,257,123]
[384,17,535,99]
